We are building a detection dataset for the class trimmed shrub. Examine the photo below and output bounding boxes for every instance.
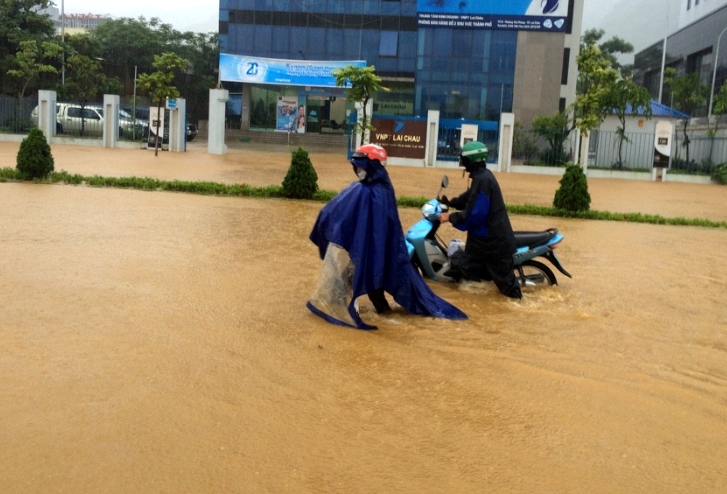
[553,164,591,212]
[711,164,727,185]
[16,128,54,180]
[282,147,318,199]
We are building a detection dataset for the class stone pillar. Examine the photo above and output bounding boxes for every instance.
[425,110,440,168]
[168,98,186,152]
[103,94,120,148]
[38,90,57,140]
[208,89,228,155]
[498,113,515,173]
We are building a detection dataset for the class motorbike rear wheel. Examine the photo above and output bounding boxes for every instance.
[515,260,557,288]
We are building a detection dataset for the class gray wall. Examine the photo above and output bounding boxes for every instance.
[512,31,565,127]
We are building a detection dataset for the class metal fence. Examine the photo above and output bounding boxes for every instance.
[438,118,499,163]
[513,124,727,175]
[0,96,36,135]
[589,129,727,174]
[512,125,574,167]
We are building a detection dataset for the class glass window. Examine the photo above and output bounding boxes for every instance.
[433,29,452,57]
[382,0,401,15]
[326,29,344,57]
[307,27,326,55]
[380,31,398,57]
[452,30,472,56]
[253,25,272,55]
[399,31,416,59]
[327,0,344,14]
[272,27,289,53]
[343,2,363,14]
[360,30,379,60]
[272,0,290,11]
[363,1,380,15]
[561,48,570,85]
[289,26,307,55]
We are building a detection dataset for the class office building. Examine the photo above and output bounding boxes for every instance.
[218,0,584,131]
[634,0,727,116]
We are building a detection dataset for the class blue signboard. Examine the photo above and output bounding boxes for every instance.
[417,0,569,32]
[219,54,366,87]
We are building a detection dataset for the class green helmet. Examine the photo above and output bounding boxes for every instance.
[460,141,488,163]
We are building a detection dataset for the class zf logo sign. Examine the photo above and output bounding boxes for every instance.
[238,59,266,81]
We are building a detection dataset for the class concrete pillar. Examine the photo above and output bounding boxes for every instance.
[37,90,57,140]
[425,110,440,168]
[168,98,186,152]
[208,88,228,155]
[103,94,120,148]
[498,113,515,173]
[241,84,250,131]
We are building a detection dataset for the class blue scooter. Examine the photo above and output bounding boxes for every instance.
[405,176,572,287]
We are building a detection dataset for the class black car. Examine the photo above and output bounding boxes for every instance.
[186,122,198,142]
[124,106,197,142]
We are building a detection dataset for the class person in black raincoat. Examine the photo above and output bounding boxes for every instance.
[438,141,522,299]
[307,144,467,330]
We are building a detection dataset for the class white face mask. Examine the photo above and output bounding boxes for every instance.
[356,170,367,181]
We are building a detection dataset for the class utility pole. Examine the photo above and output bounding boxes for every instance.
[61,0,65,85]
[657,0,670,103]
[708,26,727,118]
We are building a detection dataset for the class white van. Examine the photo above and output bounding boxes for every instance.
[30,103,148,138]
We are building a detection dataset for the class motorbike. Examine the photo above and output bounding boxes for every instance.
[404,176,572,288]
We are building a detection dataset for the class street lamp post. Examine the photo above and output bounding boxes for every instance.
[61,0,65,85]
[708,25,727,118]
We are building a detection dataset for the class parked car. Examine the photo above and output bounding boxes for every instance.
[124,105,197,142]
[186,122,198,141]
[30,103,148,138]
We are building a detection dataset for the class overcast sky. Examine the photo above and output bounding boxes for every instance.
[55,0,218,33]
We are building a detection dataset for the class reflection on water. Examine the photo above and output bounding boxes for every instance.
[2,184,726,494]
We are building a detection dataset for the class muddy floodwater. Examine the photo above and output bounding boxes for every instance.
[1,142,727,493]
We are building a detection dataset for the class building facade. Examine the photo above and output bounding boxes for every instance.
[634,0,727,117]
[40,7,112,36]
[218,0,584,131]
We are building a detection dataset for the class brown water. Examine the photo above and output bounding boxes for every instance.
[1,143,727,493]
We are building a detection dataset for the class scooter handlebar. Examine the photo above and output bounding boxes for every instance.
[422,198,448,221]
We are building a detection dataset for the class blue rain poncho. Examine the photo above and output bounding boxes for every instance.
[307,160,467,329]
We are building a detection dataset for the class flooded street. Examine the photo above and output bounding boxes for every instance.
[1,143,726,493]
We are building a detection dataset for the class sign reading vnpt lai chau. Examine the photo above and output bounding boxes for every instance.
[370,119,427,159]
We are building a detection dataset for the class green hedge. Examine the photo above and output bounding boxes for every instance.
[0,167,724,229]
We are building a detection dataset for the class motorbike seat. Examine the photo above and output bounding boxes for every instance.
[513,229,557,249]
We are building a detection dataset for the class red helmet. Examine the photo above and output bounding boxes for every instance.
[352,144,387,166]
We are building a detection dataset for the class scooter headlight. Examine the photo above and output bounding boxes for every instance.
[421,200,439,219]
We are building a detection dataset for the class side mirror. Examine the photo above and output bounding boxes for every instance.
[441,175,449,189]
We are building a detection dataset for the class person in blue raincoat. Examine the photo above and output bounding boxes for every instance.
[307,144,467,330]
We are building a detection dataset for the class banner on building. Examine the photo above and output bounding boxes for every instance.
[370,118,427,160]
[219,54,366,88]
[276,96,299,132]
[417,0,570,32]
